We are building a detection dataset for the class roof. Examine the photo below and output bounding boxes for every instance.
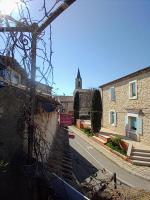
[0,55,27,77]
[99,66,150,88]
[76,68,81,79]
[3,83,58,111]
[55,96,73,102]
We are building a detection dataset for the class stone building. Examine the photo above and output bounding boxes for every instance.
[0,83,59,162]
[55,95,74,113]
[0,56,60,162]
[0,55,27,85]
[74,69,93,119]
[99,66,150,145]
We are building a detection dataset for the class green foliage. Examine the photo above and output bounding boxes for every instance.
[111,135,122,146]
[73,91,79,125]
[91,90,102,133]
[81,128,94,137]
[106,136,127,156]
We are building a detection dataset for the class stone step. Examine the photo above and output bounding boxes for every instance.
[131,151,150,157]
[132,148,150,153]
[130,155,150,162]
[97,134,111,143]
[132,160,150,167]
[92,136,107,145]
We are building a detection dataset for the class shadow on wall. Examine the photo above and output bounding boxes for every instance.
[0,86,26,162]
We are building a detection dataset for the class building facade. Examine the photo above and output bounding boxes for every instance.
[55,95,74,113]
[74,69,93,119]
[0,55,27,85]
[100,67,150,145]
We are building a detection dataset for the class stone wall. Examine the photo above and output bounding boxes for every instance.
[101,71,150,145]
[0,86,26,161]
[0,85,59,162]
[34,111,58,162]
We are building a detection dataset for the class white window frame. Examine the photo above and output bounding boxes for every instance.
[129,80,137,99]
[110,86,115,101]
[127,113,138,134]
[109,110,117,126]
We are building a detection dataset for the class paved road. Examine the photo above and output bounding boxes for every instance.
[69,133,150,191]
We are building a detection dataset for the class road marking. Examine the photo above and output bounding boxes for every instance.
[74,140,110,172]
[72,138,135,188]
[87,146,93,150]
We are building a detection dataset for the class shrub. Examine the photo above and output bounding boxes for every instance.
[73,91,79,125]
[81,128,94,137]
[106,136,127,156]
[91,90,102,133]
[111,135,122,146]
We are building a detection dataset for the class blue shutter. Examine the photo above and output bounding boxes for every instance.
[137,118,143,135]
[125,115,128,132]
[110,87,115,101]
[114,112,117,126]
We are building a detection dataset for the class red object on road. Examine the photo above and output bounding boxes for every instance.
[69,134,75,139]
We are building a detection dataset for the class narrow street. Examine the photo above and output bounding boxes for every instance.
[69,133,150,191]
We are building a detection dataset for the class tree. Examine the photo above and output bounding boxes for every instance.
[91,89,102,133]
[73,91,79,125]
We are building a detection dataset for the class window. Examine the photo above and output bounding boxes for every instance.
[129,80,137,99]
[110,87,115,101]
[0,69,5,78]
[109,111,117,126]
[129,116,137,131]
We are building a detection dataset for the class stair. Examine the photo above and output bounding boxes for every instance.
[92,136,107,145]
[130,148,150,167]
[96,134,111,143]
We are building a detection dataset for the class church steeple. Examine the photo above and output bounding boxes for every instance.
[77,68,81,79]
[75,68,82,89]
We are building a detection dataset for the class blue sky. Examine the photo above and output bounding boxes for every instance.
[1,0,150,95]
[50,0,150,95]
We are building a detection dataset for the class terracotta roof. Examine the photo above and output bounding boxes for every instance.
[99,66,150,88]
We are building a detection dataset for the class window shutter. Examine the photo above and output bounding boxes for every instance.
[137,118,143,135]
[125,115,128,132]
[110,87,115,101]
[114,112,117,126]
[109,111,111,124]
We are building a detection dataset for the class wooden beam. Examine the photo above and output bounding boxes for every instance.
[37,0,76,34]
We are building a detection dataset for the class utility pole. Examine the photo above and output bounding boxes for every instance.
[0,0,76,164]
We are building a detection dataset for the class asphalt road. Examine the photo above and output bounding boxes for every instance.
[69,133,150,191]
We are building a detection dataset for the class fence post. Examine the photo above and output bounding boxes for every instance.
[113,173,117,189]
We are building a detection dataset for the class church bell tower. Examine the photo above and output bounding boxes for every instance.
[75,68,82,90]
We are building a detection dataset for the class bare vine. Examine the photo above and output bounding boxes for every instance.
[0,0,63,166]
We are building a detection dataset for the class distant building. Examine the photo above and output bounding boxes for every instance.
[99,66,150,145]
[0,55,27,85]
[35,81,52,95]
[74,68,93,119]
[55,95,74,113]
[75,68,82,89]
